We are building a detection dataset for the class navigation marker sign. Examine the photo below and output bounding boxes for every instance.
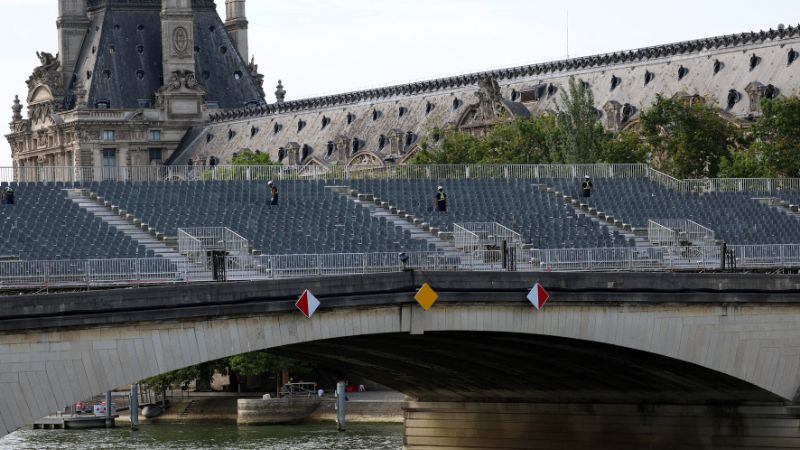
[296,290,321,319]
[415,283,439,311]
[527,283,550,310]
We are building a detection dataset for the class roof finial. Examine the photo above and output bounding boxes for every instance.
[275,80,286,104]
[11,95,22,122]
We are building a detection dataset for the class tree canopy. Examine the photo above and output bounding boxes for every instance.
[412,90,800,180]
[231,150,279,166]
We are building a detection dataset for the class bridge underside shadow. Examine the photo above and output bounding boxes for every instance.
[276,332,800,450]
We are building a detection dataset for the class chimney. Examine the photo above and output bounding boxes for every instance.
[225,0,249,61]
[57,0,89,88]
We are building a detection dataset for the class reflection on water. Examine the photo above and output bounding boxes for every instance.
[0,422,403,450]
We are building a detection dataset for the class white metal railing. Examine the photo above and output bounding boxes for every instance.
[453,223,523,252]
[453,224,480,252]
[3,244,800,291]
[177,229,205,262]
[647,167,689,192]
[729,244,800,268]
[648,219,716,247]
[0,258,183,289]
[4,164,800,194]
[0,164,649,184]
[526,247,666,272]
[648,220,679,247]
[178,228,249,256]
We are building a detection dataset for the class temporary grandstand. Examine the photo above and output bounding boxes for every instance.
[1,163,799,290]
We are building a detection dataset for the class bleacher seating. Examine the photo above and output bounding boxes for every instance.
[546,177,800,245]
[93,181,433,255]
[0,183,153,260]
[2,175,800,262]
[351,179,632,249]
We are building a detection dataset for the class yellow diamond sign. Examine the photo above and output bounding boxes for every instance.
[415,283,439,311]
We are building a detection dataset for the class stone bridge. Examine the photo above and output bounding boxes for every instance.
[2,271,800,449]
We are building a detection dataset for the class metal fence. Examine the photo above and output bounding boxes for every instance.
[648,219,716,247]
[0,258,182,290]
[4,164,800,194]
[452,225,480,252]
[452,223,522,252]
[178,228,249,256]
[3,245,800,291]
[731,245,800,268]
[526,247,666,272]
[0,164,649,184]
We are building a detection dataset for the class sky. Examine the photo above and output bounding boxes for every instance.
[0,0,797,167]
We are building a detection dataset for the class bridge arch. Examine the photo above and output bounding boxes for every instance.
[1,271,800,439]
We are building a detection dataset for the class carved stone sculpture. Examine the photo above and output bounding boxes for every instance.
[275,80,286,104]
[248,56,265,95]
[11,96,22,122]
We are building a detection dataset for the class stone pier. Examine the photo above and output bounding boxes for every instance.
[403,402,800,449]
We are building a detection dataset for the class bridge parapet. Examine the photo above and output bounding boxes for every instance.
[1,271,800,441]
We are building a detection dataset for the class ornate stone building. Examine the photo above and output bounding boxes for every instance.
[6,0,263,180]
[169,23,800,171]
[7,2,800,175]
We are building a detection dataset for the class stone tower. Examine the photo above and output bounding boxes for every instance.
[225,0,249,61]
[158,0,205,120]
[161,0,196,79]
[57,0,90,89]
[6,0,265,180]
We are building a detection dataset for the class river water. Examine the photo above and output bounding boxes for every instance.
[0,423,403,449]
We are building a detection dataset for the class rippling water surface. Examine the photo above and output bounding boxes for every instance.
[0,423,403,450]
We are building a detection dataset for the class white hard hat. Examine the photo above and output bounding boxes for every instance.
[437,186,443,190]
[584,175,590,179]
[268,180,273,185]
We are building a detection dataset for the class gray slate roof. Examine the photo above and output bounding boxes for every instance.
[70,0,263,110]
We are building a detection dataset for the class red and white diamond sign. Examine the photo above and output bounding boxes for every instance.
[295,290,321,319]
[527,283,550,310]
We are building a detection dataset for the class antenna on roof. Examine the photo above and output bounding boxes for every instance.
[566,9,570,59]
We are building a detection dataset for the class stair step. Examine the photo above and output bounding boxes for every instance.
[341,188,458,253]
[71,193,187,262]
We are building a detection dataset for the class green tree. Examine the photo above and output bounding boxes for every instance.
[231,150,279,166]
[596,131,647,164]
[749,96,800,177]
[229,351,312,393]
[639,95,738,178]
[556,77,604,163]
[719,147,771,178]
[480,116,562,164]
[411,130,485,164]
[200,149,280,180]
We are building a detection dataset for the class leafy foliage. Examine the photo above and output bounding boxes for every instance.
[231,150,279,166]
[749,96,800,177]
[556,77,605,163]
[638,95,738,179]
[228,352,309,377]
[412,130,484,164]
[139,352,309,391]
[596,131,647,164]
